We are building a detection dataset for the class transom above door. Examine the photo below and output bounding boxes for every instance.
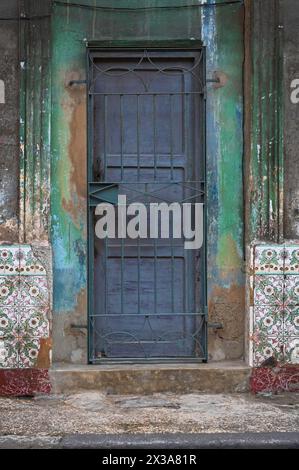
[88,45,207,362]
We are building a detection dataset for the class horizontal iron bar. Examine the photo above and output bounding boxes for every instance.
[107,243,184,249]
[89,181,206,185]
[106,256,186,260]
[89,92,204,96]
[90,313,206,317]
[102,166,189,172]
[90,358,207,364]
[102,340,190,345]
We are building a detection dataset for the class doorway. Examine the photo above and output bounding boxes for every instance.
[88,46,207,362]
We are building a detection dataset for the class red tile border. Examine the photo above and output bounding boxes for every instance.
[0,369,51,396]
[250,365,299,394]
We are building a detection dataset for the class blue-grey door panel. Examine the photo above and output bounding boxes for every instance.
[88,49,207,361]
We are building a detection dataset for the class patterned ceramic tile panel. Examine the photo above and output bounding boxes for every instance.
[19,276,49,307]
[254,306,283,337]
[253,335,284,367]
[284,276,299,306]
[0,307,19,337]
[18,307,50,338]
[19,246,47,276]
[254,245,285,275]
[0,338,19,368]
[254,275,284,306]
[0,276,20,306]
[17,337,41,369]
[284,246,299,275]
[284,337,299,364]
[0,246,20,276]
[0,245,50,370]
[284,306,299,337]
[251,243,299,368]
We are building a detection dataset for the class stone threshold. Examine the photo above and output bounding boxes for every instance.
[49,360,251,395]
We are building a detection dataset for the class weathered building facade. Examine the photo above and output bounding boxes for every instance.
[0,0,298,395]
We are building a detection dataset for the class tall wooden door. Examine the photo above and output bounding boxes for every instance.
[88,46,207,362]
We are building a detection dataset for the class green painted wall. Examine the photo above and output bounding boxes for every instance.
[51,0,245,361]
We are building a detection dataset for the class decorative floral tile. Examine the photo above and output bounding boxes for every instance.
[0,307,19,337]
[17,337,40,368]
[254,275,284,306]
[284,337,299,364]
[0,337,19,369]
[284,306,299,337]
[0,277,20,306]
[284,246,299,275]
[19,246,46,276]
[251,244,299,367]
[19,277,49,307]
[284,276,299,306]
[254,245,284,275]
[18,307,49,338]
[254,305,283,337]
[0,246,20,276]
[253,335,284,367]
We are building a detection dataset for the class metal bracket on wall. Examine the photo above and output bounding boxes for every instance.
[206,78,220,83]
[208,322,224,329]
[68,79,87,86]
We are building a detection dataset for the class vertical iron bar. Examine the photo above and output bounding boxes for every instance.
[137,238,141,314]
[87,52,95,362]
[171,230,175,313]
[203,48,208,360]
[154,239,157,314]
[121,238,125,315]
[103,93,108,318]
[153,94,157,181]
[120,94,124,180]
[170,95,175,312]
[170,94,174,181]
[136,95,141,314]
[120,94,125,315]
[104,95,107,179]
[184,92,189,315]
[153,94,158,312]
[137,95,140,182]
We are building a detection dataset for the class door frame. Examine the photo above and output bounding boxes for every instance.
[86,40,208,364]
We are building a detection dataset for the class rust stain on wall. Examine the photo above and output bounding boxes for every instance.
[53,288,88,363]
[60,71,87,227]
[36,338,52,369]
[68,88,87,200]
[208,284,245,360]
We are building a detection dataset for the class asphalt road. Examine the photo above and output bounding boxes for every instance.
[0,433,298,449]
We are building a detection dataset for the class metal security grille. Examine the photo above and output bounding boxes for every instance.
[88,46,207,362]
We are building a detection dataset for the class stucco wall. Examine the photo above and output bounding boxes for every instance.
[1,0,297,371]
[0,0,19,243]
[50,0,244,364]
[283,0,299,239]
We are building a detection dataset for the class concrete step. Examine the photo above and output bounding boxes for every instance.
[49,361,251,394]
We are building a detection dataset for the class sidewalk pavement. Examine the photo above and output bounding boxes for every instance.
[0,392,298,448]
